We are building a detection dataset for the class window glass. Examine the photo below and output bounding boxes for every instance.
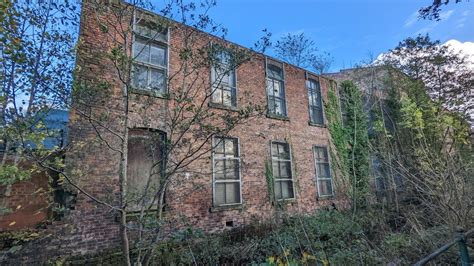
[211,48,237,107]
[213,137,241,205]
[266,62,287,116]
[308,79,323,125]
[271,142,294,200]
[314,146,333,197]
[132,21,168,93]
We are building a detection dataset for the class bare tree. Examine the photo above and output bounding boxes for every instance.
[273,32,333,74]
[274,32,316,68]
[312,51,334,75]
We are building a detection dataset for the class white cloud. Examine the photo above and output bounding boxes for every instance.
[444,40,474,69]
[415,25,435,35]
[404,11,418,27]
[438,9,454,20]
[455,10,470,28]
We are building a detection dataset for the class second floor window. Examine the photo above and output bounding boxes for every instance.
[271,142,294,200]
[132,21,168,94]
[266,62,287,117]
[212,137,241,206]
[313,146,333,197]
[307,78,324,125]
[211,49,236,107]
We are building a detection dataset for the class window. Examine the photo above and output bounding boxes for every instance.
[271,142,294,200]
[211,48,237,107]
[127,129,166,211]
[132,21,168,94]
[266,61,287,117]
[212,137,241,206]
[307,78,324,125]
[313,146,333,197]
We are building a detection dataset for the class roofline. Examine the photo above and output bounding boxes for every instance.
[127,1,335,82]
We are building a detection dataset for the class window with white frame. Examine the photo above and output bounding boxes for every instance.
[211,48,236,107]
[132,20,168,93]
[307,78,324,125]
[271,142,294,200]
[266,61,287,117]
[313,146,333,197]
[212,137,241,206]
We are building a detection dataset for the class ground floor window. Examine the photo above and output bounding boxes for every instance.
[212,137,241,206]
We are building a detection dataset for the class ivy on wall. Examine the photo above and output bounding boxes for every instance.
[325,80,370,211]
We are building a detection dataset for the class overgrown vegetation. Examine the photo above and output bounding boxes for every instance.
[325,81,370,211]
[92,207,459,265]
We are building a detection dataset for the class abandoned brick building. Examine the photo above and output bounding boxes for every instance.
[1,1,349,262]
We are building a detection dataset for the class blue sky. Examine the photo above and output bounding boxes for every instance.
[195,0,474,72]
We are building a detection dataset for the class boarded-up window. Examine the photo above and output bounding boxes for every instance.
[127,129,165,211]
[271,142,294,200]
[212,137,241,206]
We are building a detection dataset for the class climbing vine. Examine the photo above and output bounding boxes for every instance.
[325,80,370,211]
[265,160,275,206]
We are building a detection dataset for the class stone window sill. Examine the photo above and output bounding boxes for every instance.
[275,198,297,205]
[210,203,244,213]
[115,209,161,222]
[266,113,290,121]
[308,121,326,128]
[130,88,169,99]
[317,195,335,201]
[208,102,239,112]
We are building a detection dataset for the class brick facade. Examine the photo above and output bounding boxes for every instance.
[0,160,50,231]
[1,1,345,263]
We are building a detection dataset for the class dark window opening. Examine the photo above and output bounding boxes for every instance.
[266,62,287,117]
[307,78,324,125]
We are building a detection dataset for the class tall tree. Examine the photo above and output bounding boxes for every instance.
[0,0,78,186]
[380,34,474,127]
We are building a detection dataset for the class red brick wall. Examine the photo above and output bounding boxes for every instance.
[0,165,50,231]
[3,1,345,262]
